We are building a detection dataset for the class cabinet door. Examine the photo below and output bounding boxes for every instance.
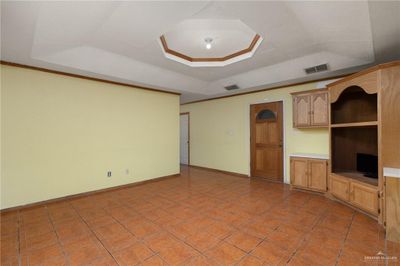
[290,158,308,188]
[308,159,327,191]
[350,182,378,215]
[330,174,350,201]
[293,95,310,127]
[310,92,329,126]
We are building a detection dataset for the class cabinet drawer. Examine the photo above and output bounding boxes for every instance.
[330,174,350,201]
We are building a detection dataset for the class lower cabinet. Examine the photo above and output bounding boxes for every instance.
[330,174,350,201]
[350,182,379,216]
[330,174,379,216]
[290,157,327,192]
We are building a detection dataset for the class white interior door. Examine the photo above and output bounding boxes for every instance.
[180,114,189,165]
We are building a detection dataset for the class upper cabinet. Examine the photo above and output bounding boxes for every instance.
[292,89,328,128]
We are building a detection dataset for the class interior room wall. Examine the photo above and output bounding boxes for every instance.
[1,65,180,209]
[180,82,329,183]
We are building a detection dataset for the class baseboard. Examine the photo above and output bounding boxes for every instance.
[0,173,180,213]
[188,164,249,178]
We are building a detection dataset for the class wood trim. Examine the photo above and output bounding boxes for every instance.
[189,165,249,178]
[327,60,400,87]
[0,173,180,213]
[180,112,190,165]
[181,73,353,105]
[385,176,400,243]
[0,60,181,96]
[160,34,261,62]
[329,71,379,103]
[290,88,328,95]
[330,121,378,128]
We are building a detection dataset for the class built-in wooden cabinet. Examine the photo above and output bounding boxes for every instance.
[350,181,379,215]
[292,89,328,128]
[291,157,327,192]
[309,159,328,191]
[330,174,350,201]
[291,158,308,188]
[327,61,400,222]
[385,175,400,243]
[330,174,378,215]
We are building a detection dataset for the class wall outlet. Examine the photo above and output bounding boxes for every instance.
[125,169,130,176]
[107,171,112,177]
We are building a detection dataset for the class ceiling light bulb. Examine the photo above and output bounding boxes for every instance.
[204,37,213,50]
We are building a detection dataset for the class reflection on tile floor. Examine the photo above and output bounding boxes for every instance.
[1,166,398,265]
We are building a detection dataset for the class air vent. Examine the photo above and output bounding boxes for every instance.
[304,64,329,74]
[224,84,240,91]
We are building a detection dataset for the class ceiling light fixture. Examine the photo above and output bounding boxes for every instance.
[205,37,213,49]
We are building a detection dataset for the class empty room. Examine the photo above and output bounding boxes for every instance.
[1,1,400,265]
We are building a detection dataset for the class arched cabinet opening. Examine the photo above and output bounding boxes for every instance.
[331,85,377,124]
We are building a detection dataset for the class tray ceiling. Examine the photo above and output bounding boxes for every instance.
[1,1,400,103]
[160,19,263,67]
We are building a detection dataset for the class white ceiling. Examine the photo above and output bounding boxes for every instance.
[1,1,400,103]
[164,19,256,58]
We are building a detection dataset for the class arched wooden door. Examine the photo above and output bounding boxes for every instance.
[250,101,283,181]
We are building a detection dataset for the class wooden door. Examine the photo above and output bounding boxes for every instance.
[310,92,329,126]
[250,102,283,181]
[330,174,350,201]
[349,182,378,215]
[308,159,327,191]
[290,158,308,188]
[293,95,310,127]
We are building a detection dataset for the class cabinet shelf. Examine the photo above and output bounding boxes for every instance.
[332,171,378,187]
[330,121,378,128]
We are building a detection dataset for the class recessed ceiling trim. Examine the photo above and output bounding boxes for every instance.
[159,34,263,67]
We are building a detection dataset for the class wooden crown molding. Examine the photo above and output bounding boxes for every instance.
[160,34,261,62]
[0,60,181,96]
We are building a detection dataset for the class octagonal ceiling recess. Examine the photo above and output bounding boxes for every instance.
[159,19,263,67]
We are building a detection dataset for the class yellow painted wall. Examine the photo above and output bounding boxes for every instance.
[1,65,180,209]
[180,83,329,183]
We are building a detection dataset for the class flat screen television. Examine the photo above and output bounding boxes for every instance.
[356,153,378,178]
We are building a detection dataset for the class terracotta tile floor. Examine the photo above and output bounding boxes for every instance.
[1,166,399,265]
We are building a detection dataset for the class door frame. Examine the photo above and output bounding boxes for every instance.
[249,100,285,182]
[180,112,190,165]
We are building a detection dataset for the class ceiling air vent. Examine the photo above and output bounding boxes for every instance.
[224,84,240,91]
[304,64,329,74]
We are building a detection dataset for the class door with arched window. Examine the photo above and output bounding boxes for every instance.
[250,101,283,181]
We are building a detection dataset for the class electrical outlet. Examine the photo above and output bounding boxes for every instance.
[107,171,112,177]
[125,169,130,176]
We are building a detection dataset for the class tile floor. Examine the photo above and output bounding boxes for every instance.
[1,166,398,265]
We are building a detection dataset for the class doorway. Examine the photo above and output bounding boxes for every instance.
[250,101,283,181]
[180,112,190,165]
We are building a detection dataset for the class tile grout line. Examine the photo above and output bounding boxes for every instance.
[69,202,121,265]
[235,192,314,265]
[284,197,330,265]
[103,205,170,265]
[46,206,71,265]
[334,212,355,266]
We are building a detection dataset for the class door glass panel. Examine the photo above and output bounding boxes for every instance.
[256,109,276,121]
